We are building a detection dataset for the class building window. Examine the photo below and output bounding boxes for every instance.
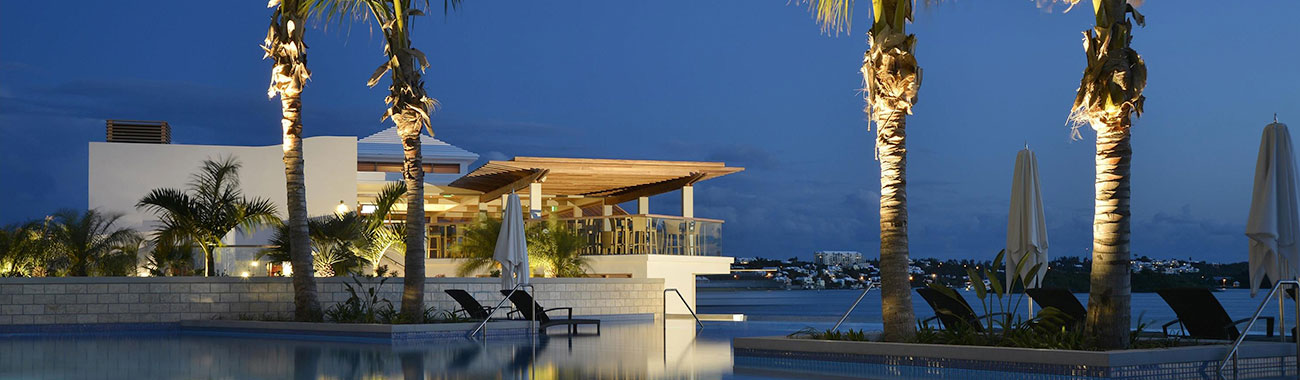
[358,162,460,174]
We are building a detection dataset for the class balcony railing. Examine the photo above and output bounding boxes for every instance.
[428,214,722,259]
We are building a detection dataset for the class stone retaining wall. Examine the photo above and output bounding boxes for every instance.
[0,277,664,325]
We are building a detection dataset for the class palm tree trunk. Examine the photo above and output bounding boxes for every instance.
[201,243,214,277]
[1085,125,1132,349]
[398,117,426,321]
[877,111,916,342]
[281,89,322,321]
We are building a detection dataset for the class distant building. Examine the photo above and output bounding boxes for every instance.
[814,251,863,266]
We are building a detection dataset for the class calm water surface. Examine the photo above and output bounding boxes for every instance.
[1,289,1291,379]
[699,288,1289,333]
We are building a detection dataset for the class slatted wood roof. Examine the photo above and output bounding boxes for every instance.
[449,157,743,201]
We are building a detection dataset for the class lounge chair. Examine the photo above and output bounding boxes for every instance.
[1156,288,1273,340]
[916,286,1008,332]
[445,289,498,320]
[499,290,601,335]
[1025,287,1087,330]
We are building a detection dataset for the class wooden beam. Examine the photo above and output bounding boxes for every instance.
[478,169,548,204]
[599,172,706,205]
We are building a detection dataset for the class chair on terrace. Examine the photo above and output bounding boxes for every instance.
[1025,287,1087,330]
[916,286,1008,332]
[1156,287,1273,340]
[500,290,601,335]
[444,289,498,320]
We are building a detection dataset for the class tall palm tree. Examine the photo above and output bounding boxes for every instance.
[321,0,461,321]
[138,157,281,277]
[46,209,142,277]
[264,0,323,322]
[1057,0,1146,349]
[805,0,922,341]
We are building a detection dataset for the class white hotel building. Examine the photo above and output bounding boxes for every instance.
[88,124,741,312]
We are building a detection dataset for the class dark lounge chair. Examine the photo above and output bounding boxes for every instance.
[1025,287,1087,330]
[500,290,601,335]
[1156,288,1273,340]
[916,286,1009,332]
[445,289,498,320]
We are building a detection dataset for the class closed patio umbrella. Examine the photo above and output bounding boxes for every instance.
[1246,121,1300,297]
[494,192,531,291]
[1007,147,1049,290]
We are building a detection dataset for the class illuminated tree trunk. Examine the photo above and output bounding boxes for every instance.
[398,113,427,321]
[1085,125,1132,348]
[267,4,321,321]
[876,110,916,342]
[282,91,321,321]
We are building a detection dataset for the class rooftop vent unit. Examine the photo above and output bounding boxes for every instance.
[106,120,171,144]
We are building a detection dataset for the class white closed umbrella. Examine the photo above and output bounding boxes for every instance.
[494,192,531,291]
[1246,121,1300,297]
[1007,147,1049,291]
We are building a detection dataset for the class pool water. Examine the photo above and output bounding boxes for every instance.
[0,319,828,380]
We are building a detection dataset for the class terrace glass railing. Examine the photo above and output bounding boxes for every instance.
[428,214,723,259]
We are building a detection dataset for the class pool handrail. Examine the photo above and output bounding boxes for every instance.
[1216,279,1299,379]
[832,283,876,331]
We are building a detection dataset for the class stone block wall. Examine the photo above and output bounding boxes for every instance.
[0,277,663,325]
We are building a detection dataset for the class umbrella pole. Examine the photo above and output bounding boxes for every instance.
[1280,289,1287,341]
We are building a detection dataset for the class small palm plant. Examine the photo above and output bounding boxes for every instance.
[262,182,408,276]
[137,157,281,276]
[46,209,142,277]
[451,215,503,277]
[0,219,53,277]
[529,218,590,278]
[145,240,199,276]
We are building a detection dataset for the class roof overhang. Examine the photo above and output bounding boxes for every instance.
[449,157,743,204]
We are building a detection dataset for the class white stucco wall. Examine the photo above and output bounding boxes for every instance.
[87,137,358,244]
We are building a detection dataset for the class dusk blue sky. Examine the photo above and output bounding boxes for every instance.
[1,1,1297,262]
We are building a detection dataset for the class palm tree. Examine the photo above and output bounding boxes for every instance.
[452,215,503,277]
[1055,0,1146,349]
[137,157,281,277]
[528,218,590,278]
[46,209,142,277]
[262,182,408,276]
[264,0,324,323]
[354,182,408,273]
[805,0,922,341]
[144,240,198,276]
[0,219,53,277]
[321,0,462,321]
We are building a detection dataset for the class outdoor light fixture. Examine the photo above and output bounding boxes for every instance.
[239,272,250,278]
[336,201,349,214]
[249,261,260,268]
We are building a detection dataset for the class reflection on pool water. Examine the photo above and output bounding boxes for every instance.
[2,318,1286,379]
[0,319,822,380]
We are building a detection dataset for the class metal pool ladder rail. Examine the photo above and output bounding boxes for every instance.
[664,288,703,329]
[467,283,536,339]
[1217,279,1299,379]
[832,283,876,331]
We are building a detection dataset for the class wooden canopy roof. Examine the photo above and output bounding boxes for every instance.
[448,157,743,204]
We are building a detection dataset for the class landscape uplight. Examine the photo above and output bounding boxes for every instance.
[240,271,251,278]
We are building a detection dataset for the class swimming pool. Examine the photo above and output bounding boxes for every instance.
[0,319,800,379]
[1,320,1289,379]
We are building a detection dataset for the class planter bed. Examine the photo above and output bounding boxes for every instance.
[733,336,1297,379]
[181,319,533,343]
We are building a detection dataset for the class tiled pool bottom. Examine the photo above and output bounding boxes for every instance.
[1,320,1291,379]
